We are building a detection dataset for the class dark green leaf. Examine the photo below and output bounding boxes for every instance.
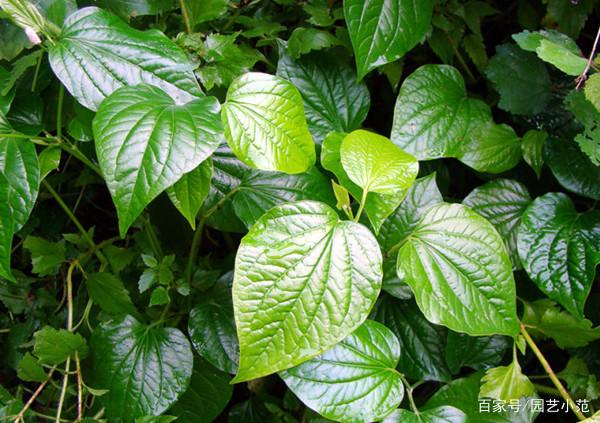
[445,332,510,374]
[16,352,46,382]
[521,130,547,178]
[23,236,66,276]
[286,27,340,58]
[183,0,229,25]
[167,159,212,229]
[87,272,139,318]
[33,326,88,365]
[97,0,177,19]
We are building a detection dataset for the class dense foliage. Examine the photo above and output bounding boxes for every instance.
[0,0,599,422]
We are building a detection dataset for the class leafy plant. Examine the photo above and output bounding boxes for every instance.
[0,0,599,422]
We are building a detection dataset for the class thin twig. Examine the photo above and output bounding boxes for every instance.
[576,25,600,90]
[13,367,57,423]
[75,351,83,421]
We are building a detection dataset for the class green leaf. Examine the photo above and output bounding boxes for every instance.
[17,352,46,382]
[222,72,316,174]
[457,122,522,174]
[340,129,418,195]
[49,7,202,111]
[383,406,467,423]
[584,73,600,113]
[38,146,61,179]
[169,357,233,423]
[463,179,531,269]
[485,44,551,116]
[557,357,600,401]
[522,299,600,349]
[545,137,600,200]
[378,173,443,253]
[90,315,193,421]
[167,159,212,229]
[149,286,170,306]
[280,320,404,423]
[188,271,239,374]
[135,416,177,423]
[372,294,450,382]
[574,125,600,166]
[391,65,491,161]
[286,27,340,58]
[546,0,595,38]
[512,29,586,76]
[517,193,599,318]
[480,359,536,401]
[183,0,229,25]
[86,272,139,318]
[0,175,15,281]
[97,0,177,19]
[396,203,519,336]
[0,0,51,37]
[521,130,547,178]
[232,200,382,382]
[445,332,510,374]
[277,49,370,143]
[93,84,222,237]
[344,0,435,79]
[23,236,66,276]
[33,326,88,365]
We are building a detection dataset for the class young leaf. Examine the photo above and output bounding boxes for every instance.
[280,320,404,423]
[286,27,340,58]
[396,203,519,336]
[340,129,418,195]
[222,72,316,174]
[517,193,600,319]
[344,0,435,79]
[149,286,170,307]
[391,65,491,161]
[584,73,600,113]
[232,201,382,382]
[90,315,193,421]
[480,358,536,402]
[167,159,213,229]
[33,326,88,365]
[521,130,547,178]
[86,272,139,318]
[463,179,532,269]
[93,84,222,237]
[383,406,467,423]
[23,236,66,276]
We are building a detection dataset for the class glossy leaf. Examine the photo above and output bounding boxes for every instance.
[232,201,382,382]
[383,406,467,423]
[391,65,491,161]
[445,332,510,374]
[480,359,536,401]
[93,84,222,237]
[517,193,600,318]
[521,130,546,178]
[463,179,531,269]
[90,315,193,421]
[344,0,435,79]
[277,50,370,142]
[222,72,316,174]
[167,159,212,229]
[372,294,450,382]
[49,7,202,111]
[280,320,404,423]
[396,203,519,336]
[340,129,418,195]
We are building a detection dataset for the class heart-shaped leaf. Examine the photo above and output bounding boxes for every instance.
[517,193,600,319]
[396,203,519,336]
[480,359,536,401]
[233,200,382,382]
[93,84,222,237]
[222,72,315,174]
[280,320,404,423]
[167,159,213,229]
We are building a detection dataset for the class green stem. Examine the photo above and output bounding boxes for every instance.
[446,33,476,83]
[55,356,70,423]
[400,375,420,418]
[56,85,64,141]
[185,217,205,283]
[57,142,102,177]
[353,189,368,223]
[520,324,586,421]
[144,216,163,259]
[13,366,57,423]
[31,53,43,92]
[179,0,192,33]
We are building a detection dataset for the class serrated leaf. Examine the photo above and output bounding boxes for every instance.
[463,179,531,269]
[584,73,600,113]
[480,359,536,401]
[557,357,600,401]
[396,203,519,336]
[340,129,418,195]
[391,64,491,161]
[17,352,46,382]
[232,200,382,382]
[521,130,546,178]
[188,271,239,374]
[277,49,370,143]
[33,326,88,365]
[547,0,595,38]
[23,236,66,276]
[485,44,551,116]
[372,294,450,382]
[167,159,212,229]
[517,193,599,318]
[49,7,202,111]
[86,272,139,318]
[149,286,170,306]
[383,406,467,423]
[93,84,222,237]
[97,0,177,19]
[280,320,404,423]
[222,72,316,174]
[90,315,193,421]
[286,27,340,58]
[445,332,510,374]
[344,0,435,79]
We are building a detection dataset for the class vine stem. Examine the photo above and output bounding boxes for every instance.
[75,351,83,421]
[520,324,586,421]
[56,85,64,141]
[178,0,192,33]
[12,367,57,423]
[399,375,420,417]
[353,189,368,223]
[576,25,600,90]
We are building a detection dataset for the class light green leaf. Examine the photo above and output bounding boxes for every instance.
[480,359,536,401]
[93,84,222,237]
[17,352,46,382]
[222,72,316,174]
[340,129,418,195]
[38,146,61,179]
[167,159,212,229]
[0,0,51,36]
[97,0,177,19]
[23,236,66,276]
[33,326,88,365]
[517,193,599,319]
[286,27,340,58]
[396,203,519,336]
[49,7,202,111]
[521,130,546,178]
[463,179,531,269]
[232,200,382,382]
[277,49,370,143]
[383,406,467,423]
[391,65,491,161]
[149,286,170,307]
[344,0,435,79]
[90,315,193,421]
[557,357,600,401]
[584,73,600,113]
[332,180,351,212]
[280,320,404,423]
[87,272,139,318]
